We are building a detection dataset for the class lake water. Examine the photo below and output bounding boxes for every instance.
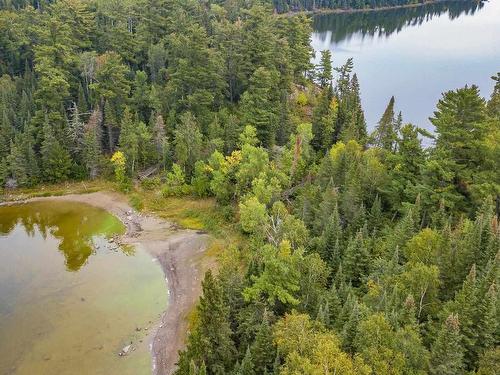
[311,0,500,132]
[0,201,166,375]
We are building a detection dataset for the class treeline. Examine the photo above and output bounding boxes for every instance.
[269,0,428,13]
[0,0,313,186]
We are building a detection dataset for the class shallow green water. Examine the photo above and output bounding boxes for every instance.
[0,201,166,375]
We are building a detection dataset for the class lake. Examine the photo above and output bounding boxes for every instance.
[0,201,166,375]
[311,0,500,133]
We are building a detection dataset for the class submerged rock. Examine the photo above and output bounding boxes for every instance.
[119,344,132,357]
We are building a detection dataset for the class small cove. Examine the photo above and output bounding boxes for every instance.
[0,201,166,375]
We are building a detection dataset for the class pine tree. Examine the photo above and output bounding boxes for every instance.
[131,70,151,122]
[372,96,397,151]
[118,107,139,174]
[430,314,465,375]
[240,67,278,148]
[316,50,333,88]
[343,230,370,287]
[40,121,71,183]
[282,14,313,81]
[174,112,202,177]
[176,270,236,374]
[83,108,101,179]
[251,316,275,374]
[431,85,487,170]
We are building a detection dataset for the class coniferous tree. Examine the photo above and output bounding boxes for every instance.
[250,316,276,374]
[372,96,397,151]
[82,108,101,179]
[174,112,203,177]
[40,121,71,183]
[475,283,498,358]
[343,229,370,288]
[176,270,236,374]
[430,314,465,375]
[240,67,278,148]
[118,108,139,174]
[316,50,333,88]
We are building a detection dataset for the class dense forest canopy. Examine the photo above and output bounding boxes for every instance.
[0,0,499,374]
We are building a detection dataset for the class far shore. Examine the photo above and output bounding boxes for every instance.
[1,191,212,375]
[279,0,456,17]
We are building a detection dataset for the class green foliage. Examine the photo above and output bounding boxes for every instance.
[162,163,191,197]
[110,151,128,191]
[430,314,465,375]
[274,312,371,375]
[174,112,202,177]
[244,242,302,307]
[177,270,236,374]
[0,3,498,374]
[239,196,268,235]
[40,122,71,183]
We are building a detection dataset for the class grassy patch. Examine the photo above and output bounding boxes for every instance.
[135,189,241,241]
[0,180,115,203]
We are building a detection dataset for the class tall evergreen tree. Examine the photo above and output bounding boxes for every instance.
[372,96,397,151]
[430,314,465,375]
[40,121,71,183]
[176,270,236,374]
[316,50,333,88]
[240,67,278,148]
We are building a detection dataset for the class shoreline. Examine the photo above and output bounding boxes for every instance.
[279,0,461,16]
[1,191,212,375]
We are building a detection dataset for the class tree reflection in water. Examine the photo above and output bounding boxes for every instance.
[0,201,124,271]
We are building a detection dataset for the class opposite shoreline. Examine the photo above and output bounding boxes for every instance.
[279,0,461,17]
[1,191,212,375]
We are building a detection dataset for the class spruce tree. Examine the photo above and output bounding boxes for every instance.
[67,102,85,162]
[174,112,203,177]
[40,122,71,183]
[176,270,236,374]
[0,109,13,159]
[118,107,139,173]
[311,85,335,152]
[236,347,255,375]
[82,108,101,179]
[343,230,370,288]
[372,96,397,151]
[430,314,465,375]
[316,50,333,88]
[251,317,275,374]
[443,264,479,370]
[240,67,278,148]
[319,204,343,271]
[475,283,498,360]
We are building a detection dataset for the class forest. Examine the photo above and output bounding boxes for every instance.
[0,0,499,374]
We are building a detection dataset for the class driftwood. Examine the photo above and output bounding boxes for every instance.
[138,166,158,180]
